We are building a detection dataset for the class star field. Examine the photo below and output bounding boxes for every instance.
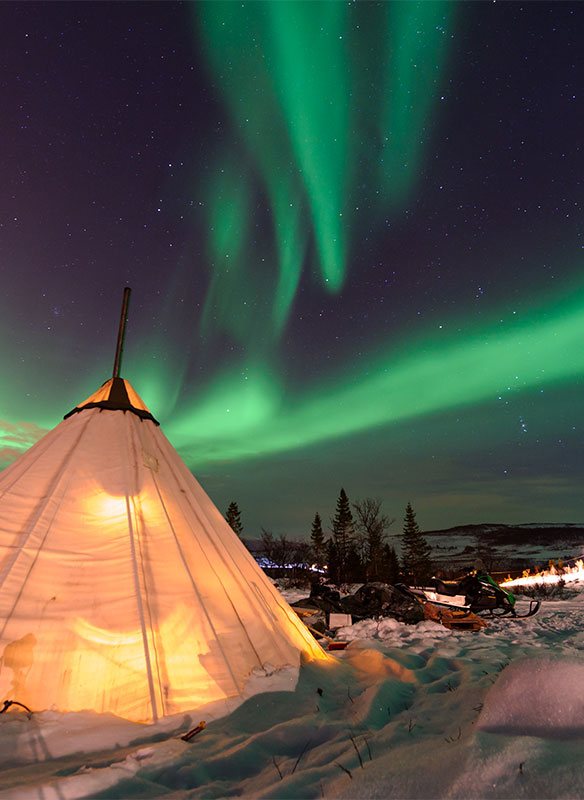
[0,1,582,536]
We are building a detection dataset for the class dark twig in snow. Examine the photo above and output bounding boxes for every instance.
[349,735,364,769]
[272,756,283,780]
[291,740,311,774]
[444,727,462,743]
[363,736,372,761]
[336,762,353,779]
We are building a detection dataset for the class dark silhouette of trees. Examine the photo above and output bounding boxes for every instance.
[331,488,355,583]
[381,543,401,584]
[260,528,312,581]
[260,528,291,571]
[251,493,429,589]
[345,544,362,583]
[353,497,394,581]
[325,537,340,585]
[400,502,432,584]
[225,501,243,537]
[290,540,313,582]
[310,512,326,570]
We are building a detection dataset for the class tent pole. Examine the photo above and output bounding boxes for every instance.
[112,287,132,378]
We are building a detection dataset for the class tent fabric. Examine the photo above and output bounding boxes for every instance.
[0,381,326,723]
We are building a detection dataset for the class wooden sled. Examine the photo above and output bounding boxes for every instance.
[423,601,487,631]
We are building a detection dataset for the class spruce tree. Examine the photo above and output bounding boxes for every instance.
[310,512,325,570]
[400,502,432,584]
[225,501,243,537]
[331,488,355,583]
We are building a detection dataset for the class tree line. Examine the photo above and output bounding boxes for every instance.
[225,490,433,586]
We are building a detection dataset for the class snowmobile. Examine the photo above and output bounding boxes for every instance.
[404,570,540,619]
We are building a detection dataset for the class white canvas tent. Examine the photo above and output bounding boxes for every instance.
[0,375,327,723]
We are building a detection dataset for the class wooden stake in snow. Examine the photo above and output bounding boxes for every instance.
[181,721,206,742]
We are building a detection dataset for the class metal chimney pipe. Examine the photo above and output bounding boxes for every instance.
[112,287,132,378]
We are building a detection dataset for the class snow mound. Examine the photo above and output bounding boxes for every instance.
[478,656,584,738]
[336,615,453,644]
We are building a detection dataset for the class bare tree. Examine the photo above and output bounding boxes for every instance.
[291,540,312,582]
[353,498,394,581]
[260,528,294,575]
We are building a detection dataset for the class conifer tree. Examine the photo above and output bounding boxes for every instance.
[225,501,243,537]
[310,512,325,570]
[331,488,355,582]
[400,502,432,584]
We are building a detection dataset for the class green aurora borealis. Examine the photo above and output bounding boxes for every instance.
[196,1,453,336]
[167,281,584,464]
[1,1,582,533]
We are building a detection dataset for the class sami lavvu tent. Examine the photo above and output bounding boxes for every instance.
[0,371,326,723]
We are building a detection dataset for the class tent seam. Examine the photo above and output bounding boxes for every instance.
[146,453,243,697]
[121,424,160,723]
[154,434,281,664]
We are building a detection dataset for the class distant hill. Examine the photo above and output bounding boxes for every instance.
[422,523,584,575]
[423,522,584,544]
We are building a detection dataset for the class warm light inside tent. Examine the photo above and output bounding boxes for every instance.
[0,398,330,724]
[85,487,158,523]
[93,494,129,520]
[68,605,229,721]
[73,617,144,647]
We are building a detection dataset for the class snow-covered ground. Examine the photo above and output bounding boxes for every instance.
[2,585,584,799]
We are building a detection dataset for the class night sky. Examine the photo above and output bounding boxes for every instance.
[1,1,582,538]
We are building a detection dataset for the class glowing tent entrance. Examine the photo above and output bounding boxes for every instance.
[0,377,325,723]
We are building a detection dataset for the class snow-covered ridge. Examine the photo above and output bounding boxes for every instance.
[420,523,584,575]
[423,522,584,537]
